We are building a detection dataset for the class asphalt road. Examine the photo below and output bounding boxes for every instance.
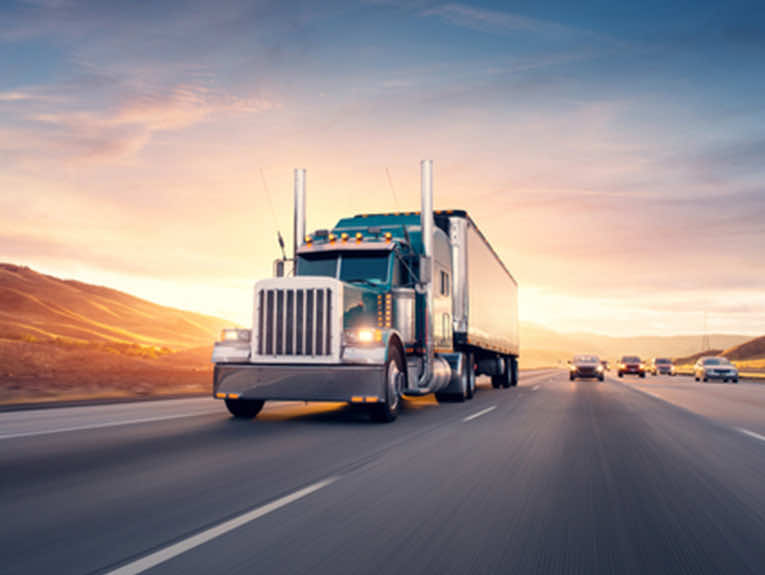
[2,369,765,574]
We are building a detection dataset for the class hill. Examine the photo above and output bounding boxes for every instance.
[0,263,235,405]
[0,263,229,349]
[520,322,750,363]
[673,350,724,365]
[722,335,765,361]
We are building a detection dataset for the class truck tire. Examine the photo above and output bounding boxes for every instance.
[370,345,404,423]
[225,398,264,419]
[509,356,518,387]
[465,352,476,399]
[491,357,512,389]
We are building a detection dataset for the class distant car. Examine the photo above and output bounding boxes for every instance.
[694,356,738,383]
[651,358,676,376]
[618,356,646,378]
[569,354,605,381]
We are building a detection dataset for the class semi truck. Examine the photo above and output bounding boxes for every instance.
[212,161,519,422]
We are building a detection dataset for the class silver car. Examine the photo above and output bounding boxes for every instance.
[694,356,738,383]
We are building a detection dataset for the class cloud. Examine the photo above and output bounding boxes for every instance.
[9,84,278,161]
[0,91,35,102]
[422,3,564,35]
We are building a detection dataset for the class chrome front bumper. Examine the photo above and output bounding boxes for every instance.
[213,363,386,402]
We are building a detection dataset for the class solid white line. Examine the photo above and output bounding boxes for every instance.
[463,405,496,422]
[0,412,214,441]
[737,428,765,443]
[106,476,339,575]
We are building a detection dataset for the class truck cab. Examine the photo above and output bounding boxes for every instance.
[212,162,518,422]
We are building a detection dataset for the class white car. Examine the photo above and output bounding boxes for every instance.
[694,356,738,383]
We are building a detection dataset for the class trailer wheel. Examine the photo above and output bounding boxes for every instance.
[491,357,512,389]
[370,345,404,423]
[225,398,264,419]
[509,356,518,387]
[465,352,476,399]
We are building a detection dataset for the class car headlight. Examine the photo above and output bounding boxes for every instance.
[220,328,251,343]
[344,328,383,345]
[596,364,604,372]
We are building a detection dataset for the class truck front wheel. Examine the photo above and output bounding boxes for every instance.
[225,398,264,419]
[370,346,404,423]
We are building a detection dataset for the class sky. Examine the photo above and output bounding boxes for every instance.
[1,0,764,336]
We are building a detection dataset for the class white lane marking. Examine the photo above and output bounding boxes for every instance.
[106,476,339,575]
[463,405,496,422]
[0,412,216,440]
[737,428,765,443]
[532,385,540,391]
[0,400,306,441]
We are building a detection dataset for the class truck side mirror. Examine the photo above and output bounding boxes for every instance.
[273,259,294,278]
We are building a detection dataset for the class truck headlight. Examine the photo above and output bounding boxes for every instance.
[344,328,383,345]
[220,328,251,343]
[596,364,604,372]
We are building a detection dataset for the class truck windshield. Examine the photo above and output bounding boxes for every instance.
[340,252,390,284]
[296,254,338,277]
[296,251,390,283]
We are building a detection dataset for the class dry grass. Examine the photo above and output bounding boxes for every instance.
[0,338,213,405]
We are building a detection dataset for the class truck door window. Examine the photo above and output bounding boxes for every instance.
[440,270,450,296]
[296,254,338,278]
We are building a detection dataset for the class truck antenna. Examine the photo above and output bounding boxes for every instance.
[385,167,401,211]
[260,168,287,259]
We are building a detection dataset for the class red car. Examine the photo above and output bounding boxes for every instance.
[618,355,646,378]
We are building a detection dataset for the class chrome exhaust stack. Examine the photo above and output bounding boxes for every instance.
[410,160,451,393]
[418,160,435,388]
[293,168,307,260]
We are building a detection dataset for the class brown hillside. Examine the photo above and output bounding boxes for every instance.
[0,263,231,349]
[722,335,765,361]
[673,350,723,365]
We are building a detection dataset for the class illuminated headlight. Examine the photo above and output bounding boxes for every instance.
[220,328,251,343]
[569,364,577,371]
[596,364,604,372]
[344,328,383,345]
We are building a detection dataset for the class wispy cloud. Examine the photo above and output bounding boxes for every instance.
[7,84,278,161]
[0,91,35,102]
[422,3,563,35]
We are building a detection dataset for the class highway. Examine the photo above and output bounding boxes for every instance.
[2,369,765,574]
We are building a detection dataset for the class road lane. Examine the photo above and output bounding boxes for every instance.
[3,368,765,574]
[616,372,765,436]
[0,371,553,575]
[147,373,765,575]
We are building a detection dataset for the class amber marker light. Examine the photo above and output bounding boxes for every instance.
[355,232,363,243]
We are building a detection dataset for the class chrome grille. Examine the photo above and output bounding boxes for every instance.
[257,286,333,357]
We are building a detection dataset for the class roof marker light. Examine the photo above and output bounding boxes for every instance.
[355,232,363,243]
[384,232,392,242]
[341,233,349,242]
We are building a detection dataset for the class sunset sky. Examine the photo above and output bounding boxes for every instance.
[2,0,764,336]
